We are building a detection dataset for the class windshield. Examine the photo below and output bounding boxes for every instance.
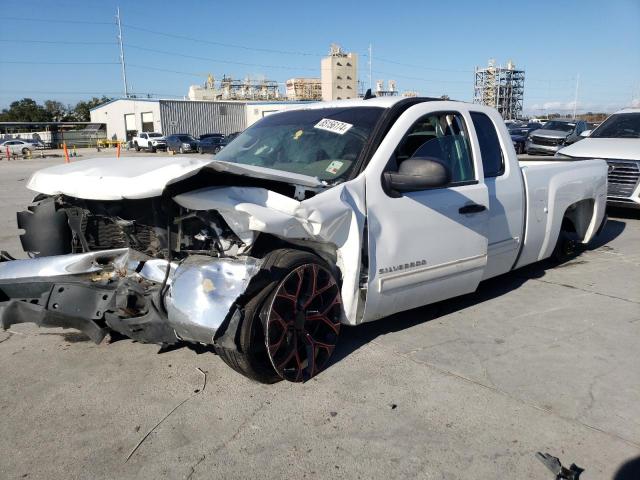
[214,107,384,182]
[177,135,195,142]
[543,121,575,132]
[148,133,162,138]
[591,113,640,139]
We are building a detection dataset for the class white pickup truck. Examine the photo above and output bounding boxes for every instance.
[132,132,167,152]
[0,98,607,383]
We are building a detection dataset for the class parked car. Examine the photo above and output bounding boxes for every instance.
[509,123,543,154]
[556,107,640,209]
[132,132,167,152]
[225,131,241,142]
[0,98,607,384]
[526,119,588,155]
[198,136,227,154]
[199,133,224,141]
[0,139,36,155]
[165,134,199,154]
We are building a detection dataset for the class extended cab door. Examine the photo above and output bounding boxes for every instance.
[362,104,489,322]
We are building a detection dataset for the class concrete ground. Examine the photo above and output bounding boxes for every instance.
[0,154,638,480]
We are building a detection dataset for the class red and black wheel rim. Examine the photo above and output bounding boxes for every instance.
[264,263,342,382]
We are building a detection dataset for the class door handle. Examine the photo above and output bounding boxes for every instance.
[459,203,486,214]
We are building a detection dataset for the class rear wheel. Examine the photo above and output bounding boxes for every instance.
[553,223,581,263]
[134,143,140,152]
[214,249,342,383]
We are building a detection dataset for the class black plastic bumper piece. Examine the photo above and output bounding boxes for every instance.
[0,300,108,343]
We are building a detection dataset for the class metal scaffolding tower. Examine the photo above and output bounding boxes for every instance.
[473,59,525,120]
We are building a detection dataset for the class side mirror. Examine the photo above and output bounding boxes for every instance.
[580,130,592,137]
[383,157,451,194]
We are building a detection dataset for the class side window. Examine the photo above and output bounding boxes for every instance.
[470,112,504,178]
[394,111,475,184]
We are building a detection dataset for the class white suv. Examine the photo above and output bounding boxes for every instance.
[557,108,640,209]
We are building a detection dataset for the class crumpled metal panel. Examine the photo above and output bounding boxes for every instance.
[173,180,367,324]
[165,255,262,344]
[0,248,130,283]
[0,248,263,346]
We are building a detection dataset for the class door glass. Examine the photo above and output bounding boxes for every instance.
[395,112,475,183]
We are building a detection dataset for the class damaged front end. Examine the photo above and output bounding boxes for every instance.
[0,188,269,347]
[0,247,262,346]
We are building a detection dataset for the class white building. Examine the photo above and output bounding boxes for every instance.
[90,98,314,141]
[321,44,358,101]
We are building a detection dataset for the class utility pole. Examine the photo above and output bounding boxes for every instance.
[368,43,372,91]
[572,73,580,119]
[116,7,129,98]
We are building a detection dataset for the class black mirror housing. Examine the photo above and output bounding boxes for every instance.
[384,157,451,194]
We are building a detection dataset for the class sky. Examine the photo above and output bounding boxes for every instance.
[0,0,638,115]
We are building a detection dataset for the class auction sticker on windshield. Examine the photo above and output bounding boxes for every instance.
[314,118,353,135]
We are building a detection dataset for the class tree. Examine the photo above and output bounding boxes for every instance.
[44,100,72,122]
[0,98,51,122]
[72,96,112,122]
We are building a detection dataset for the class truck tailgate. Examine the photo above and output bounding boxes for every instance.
[516,159,607,269]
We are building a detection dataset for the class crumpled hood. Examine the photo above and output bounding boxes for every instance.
[530,129,571,139]
[27,156,211,200]
[558,138,640,161]
[26,157,323,201]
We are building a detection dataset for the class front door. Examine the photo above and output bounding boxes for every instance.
[362,105,489,322]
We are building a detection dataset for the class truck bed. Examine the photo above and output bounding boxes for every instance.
[516,159,608,268]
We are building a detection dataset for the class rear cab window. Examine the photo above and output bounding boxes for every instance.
[470,112,505,178]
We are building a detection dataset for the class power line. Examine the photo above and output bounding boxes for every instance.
[0,61,119,65]
[372,69,472,85]
[2,16,113,25]
[123,24,323,57]
[374,56,473,74]
[0,39,116,46]
[126,44,317,71]
[0,89,184,98]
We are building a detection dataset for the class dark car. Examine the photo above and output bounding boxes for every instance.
[509,123,543,154]
[199,133,224,141]
[165,134,199,154]
[225,131,241,142]
[198,136,227,154]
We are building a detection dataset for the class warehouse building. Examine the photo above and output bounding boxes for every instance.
[90,98,312,141]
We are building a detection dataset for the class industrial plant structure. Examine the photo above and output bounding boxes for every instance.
[473,59,525,120]
[188,74,282,102]
[285,78,322,101]
[321,44,358,101]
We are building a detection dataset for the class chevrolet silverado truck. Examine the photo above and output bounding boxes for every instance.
[132,132,167,152]
[0,98,608,383]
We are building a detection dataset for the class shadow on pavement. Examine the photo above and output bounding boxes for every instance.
[329,216,627,369]
[607,206,640,221]
[614,456,640,480]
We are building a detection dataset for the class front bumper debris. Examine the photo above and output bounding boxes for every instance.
[0,249,261,346]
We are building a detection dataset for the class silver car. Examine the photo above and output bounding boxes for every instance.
[0,139,36,155]
[525,119,588,155]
